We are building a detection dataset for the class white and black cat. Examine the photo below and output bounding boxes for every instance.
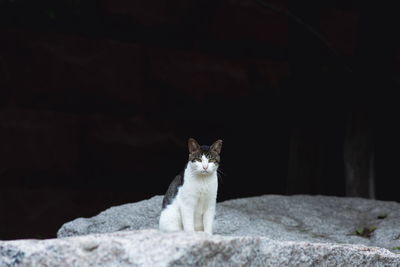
[159,138,223,234]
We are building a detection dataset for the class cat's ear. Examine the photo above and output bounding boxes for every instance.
[188,138,200,153]
[210,139,223,154]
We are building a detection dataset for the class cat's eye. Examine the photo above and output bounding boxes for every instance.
[209,158,217,163]
[194,158,202,162]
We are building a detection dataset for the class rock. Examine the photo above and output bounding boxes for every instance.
[58,196,161,237]
[58,195,400,252]
[1,229,400,266]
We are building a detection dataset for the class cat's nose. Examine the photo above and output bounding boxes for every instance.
[203,165,208,170]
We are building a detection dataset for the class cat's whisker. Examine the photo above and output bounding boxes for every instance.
[217,168,225,184]
[217,174,223,184]
[217,168,225,176]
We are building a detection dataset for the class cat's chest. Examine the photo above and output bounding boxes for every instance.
[182,175,217,196]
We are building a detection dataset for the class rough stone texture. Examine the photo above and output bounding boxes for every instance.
[2,229,400,266]
[58,196,161,238]
[58,195,400,252]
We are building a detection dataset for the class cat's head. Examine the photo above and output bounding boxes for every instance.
[187,138,222,176]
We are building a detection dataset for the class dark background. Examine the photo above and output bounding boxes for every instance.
[0,0,399,240]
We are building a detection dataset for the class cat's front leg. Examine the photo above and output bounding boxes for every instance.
[180,204,195,232]
[203,205,215,235]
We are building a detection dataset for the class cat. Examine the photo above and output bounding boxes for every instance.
[159,138,223,234]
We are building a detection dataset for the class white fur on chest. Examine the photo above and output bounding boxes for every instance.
[179,169,218,204]
[159,169,218,234]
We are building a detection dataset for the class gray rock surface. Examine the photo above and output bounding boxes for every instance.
[58,195,400,252]
[2,229,400,266]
